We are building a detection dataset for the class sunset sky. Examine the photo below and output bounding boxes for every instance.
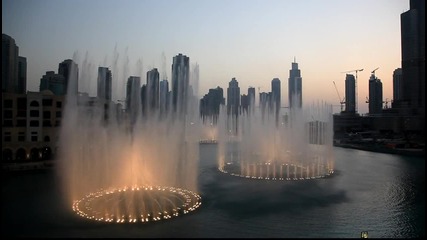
[2,0,409,114]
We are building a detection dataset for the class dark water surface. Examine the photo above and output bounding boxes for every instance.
[2,146,425,238]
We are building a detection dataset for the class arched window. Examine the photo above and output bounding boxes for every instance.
[41,147,52,160]
[16,148,27,161]
[30,101,39,107]
[30,148,40,161]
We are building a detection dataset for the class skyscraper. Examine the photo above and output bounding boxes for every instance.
[259,92,268,106]
[191,63,199,98]
[58,59,79,96]
[248,87,255,115]
[400,0,425,118]
[288,59,302,109]
[271,78,281,126]
[241,94,249,115]
[345,74,356,113]
[227,78,240,116]
[97,67,112,101]
[200,86,224,124]
[392,68,402,105]
[171,53,190,116]
[146,68,160,113]
[271,78,281,113]
[17,56,27,94]
[39,71,66,95]
[368,73,383,114]
[126,76,141,124]
[2,34,26,94]
[159,79,169,114]
[259,91,269,120]
[140,84,147,116]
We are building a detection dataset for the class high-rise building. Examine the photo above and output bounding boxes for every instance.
[159,79,169,114]
[248,87,255,114]
[271,78,281,126]
[171,53,190,116]
[191,63,199,98]
[58,59,79,96]
[345,74,356,113]
[39,71,66,95]
[140,84,147,116]
[17,56,27,94]
[2,34,26,94]
[288,59,302,109]
[126,76,141,123]
[241,94,249,115]
[400,0,425,117]
[97,67,112,101]
[392,68,403,105]
[200,86,224,124]
[146,68,160,113]
[259,91,269,119]
[227,78,240,116]
[368,73,383,114]
[271,78,281,113]
[259,92,269,108]
[187,64,200,119]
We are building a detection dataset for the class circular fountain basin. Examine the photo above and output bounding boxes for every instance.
[219,161,334,181]
[72,186,202,223]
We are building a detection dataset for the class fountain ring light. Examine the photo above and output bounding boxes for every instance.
[72,185,202,223]
[219,161,334,181]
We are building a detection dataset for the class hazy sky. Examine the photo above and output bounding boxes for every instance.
[2,0,409,114]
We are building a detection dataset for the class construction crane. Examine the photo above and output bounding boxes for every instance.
[333,81,345,112]
[371,67,379,75]
[383,98,390,109]
[366,97,390,109]
[341,68,364,113]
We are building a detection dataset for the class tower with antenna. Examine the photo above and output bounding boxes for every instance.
[288,57,302,109]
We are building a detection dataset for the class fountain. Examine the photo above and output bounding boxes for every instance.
[217,100,335,181]
[199,121,219,144]
[57,53,201,223]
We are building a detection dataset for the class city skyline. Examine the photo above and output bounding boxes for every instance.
[2,0,409,114]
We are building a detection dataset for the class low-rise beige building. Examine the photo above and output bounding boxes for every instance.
[2,90,64,162]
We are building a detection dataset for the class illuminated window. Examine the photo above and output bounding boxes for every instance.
[361,231,368,238]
